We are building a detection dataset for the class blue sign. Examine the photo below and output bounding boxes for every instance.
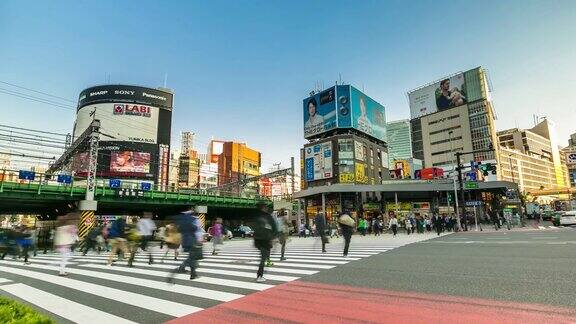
[18,170,35,181]
[57,175,72,184]
[109,179,121,188]
[350,86,386,142]
[305,158,315,181]
[141,182,151,191]
[467,171,477,182]
[303,87,338,139]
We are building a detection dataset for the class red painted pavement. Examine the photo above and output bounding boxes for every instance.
[168,281,576,323]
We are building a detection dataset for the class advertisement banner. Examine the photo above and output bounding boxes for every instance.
[355,162,368,184]
[408,73,467,119]
[74,103,160,144]
[354,141,365,161]
[303,87,338,138]
[350,86,386,142]
[78,85,173,110]
[110,151,151,174]
[566,152,576,166]
[304,141,333,182]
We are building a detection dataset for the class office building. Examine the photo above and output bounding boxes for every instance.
[180,132,195,155]
[497,119,569,192]
[217,141,261,189]
[386,119,412,167]
[409,67,498,170]
[178,150,201,188]
[562,132,576,187]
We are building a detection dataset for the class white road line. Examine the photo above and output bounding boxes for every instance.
[0,278,11,284]
[203,254,348,264]
[209,253,352,262]
[78,264,273,291]
[0,283,137,324]
[0,265,202,317]
[2,262,242,302]
[69,259,299,282]
[198,261,318,275]
[164,258,336,270]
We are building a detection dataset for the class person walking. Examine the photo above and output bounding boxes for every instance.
[107,216,129,266]
[425,215,432,232]
[338,212,355,257]
[54,213,78,276]
[137,212,157,264]
[82,225,103,255]
[162,223,181,262]
[314,212,328,253]
[358,217,367,236]
[157,225,166,249]
[404,217,412,235]
[433,214,443,236]
[210,218,223,255]
[389,216,399,237]
[253,203,278,282]
[168,209,203,282]
[276,209,290,261]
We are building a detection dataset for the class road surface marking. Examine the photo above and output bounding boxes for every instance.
[0,264,202,317]
[0,283,137,324]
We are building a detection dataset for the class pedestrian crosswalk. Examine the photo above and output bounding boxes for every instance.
[0,236,435,323]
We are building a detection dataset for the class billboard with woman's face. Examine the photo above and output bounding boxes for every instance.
[110,151,151,174]
[303,85,386,142]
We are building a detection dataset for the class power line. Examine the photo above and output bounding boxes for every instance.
[0,88,75,111]
[0,80,76,103]
[0,123,69,137]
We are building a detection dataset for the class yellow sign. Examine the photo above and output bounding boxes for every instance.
[339,173,355,183]
[355,163,369,184]
[392,160,411,177]
[386,202,412,211]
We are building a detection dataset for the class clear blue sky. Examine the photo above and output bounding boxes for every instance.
[1,1,575,169]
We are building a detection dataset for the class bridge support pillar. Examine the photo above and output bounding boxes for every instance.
[78,200,97,243]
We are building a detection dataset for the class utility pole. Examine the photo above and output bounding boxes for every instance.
[290,157,295,201]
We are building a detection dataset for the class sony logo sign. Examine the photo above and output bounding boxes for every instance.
[114,90,135,96]
[142,92,166,101]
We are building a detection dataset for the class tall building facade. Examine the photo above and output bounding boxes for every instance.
[178,150,200,188]
[562,132,576,187]
[217,142,261,188]
[180,132,195,155]
[497,119,569,192]
[409,67,498,170]
[386,119,412,167]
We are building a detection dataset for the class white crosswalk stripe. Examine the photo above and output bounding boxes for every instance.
[0,235,435,323]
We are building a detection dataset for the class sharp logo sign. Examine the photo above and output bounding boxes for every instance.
[112,104,151,117]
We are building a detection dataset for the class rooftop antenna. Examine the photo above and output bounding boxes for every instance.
[339,73,342,85]
[163,73,168,88]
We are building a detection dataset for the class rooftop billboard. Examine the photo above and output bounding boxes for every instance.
[408,67,487,119]
[303,85,386,142]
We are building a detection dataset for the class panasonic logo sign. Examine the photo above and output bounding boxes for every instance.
[142,92,166,101]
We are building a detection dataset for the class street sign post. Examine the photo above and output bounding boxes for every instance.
[465,181,478,189]
[465,201,482,206]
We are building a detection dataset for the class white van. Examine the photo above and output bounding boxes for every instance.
[560,211,576,226]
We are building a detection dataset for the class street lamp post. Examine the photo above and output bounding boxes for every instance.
[507,153,516,184]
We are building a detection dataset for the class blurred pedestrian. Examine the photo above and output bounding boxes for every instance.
[404,217,412,235]
[82,225,103,255]
[107,216,128,266]
[433,214,443,236]
[425,215,432,232]
[358,217,367,236]
[162,223,181,262]
[137,212,157,264]
[388,216,398,237]
[157,225,166,249]
[167,209,203,282]
[54,213,78,276]
[338,211,355,257]
[314,212,328,253]
[209,218,223,255]
[276,209,290,261]
[253,203,278,282]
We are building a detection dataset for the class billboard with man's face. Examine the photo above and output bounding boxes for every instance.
[303,87,338,138]
[408,73,467,119]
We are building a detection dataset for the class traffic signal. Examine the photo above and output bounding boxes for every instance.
[479,163,497,176]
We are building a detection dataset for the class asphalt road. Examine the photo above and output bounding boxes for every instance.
[302,227,576,308]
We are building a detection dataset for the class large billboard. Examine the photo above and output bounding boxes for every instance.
[78,85,173,110]
[303,85,386,142]
[304,141,333,182]
[408,73,467,119]
[303,88,337,138]
[110,151,151,174]
[350,86,386,142]
[74,103,160,144]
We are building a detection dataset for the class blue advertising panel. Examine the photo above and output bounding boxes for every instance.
[18,170,35,181]
[57,175,72,184]
[350,86,386,142]
[336,85,352,128]
[303,87,337,139]
[141,182,151,191]
[109,179,121,188]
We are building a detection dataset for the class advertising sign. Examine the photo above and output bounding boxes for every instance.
[355,162,368,184]
[303,87,337,138]
[78,85,173,110]
[74,103,160,144]
[350,86,386,142]
[304,141,333,182]
[409,73,467,119]
[392,160,411,178]
[566,152,576,166]
[354,141,365,161]
[110,151,151,174]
